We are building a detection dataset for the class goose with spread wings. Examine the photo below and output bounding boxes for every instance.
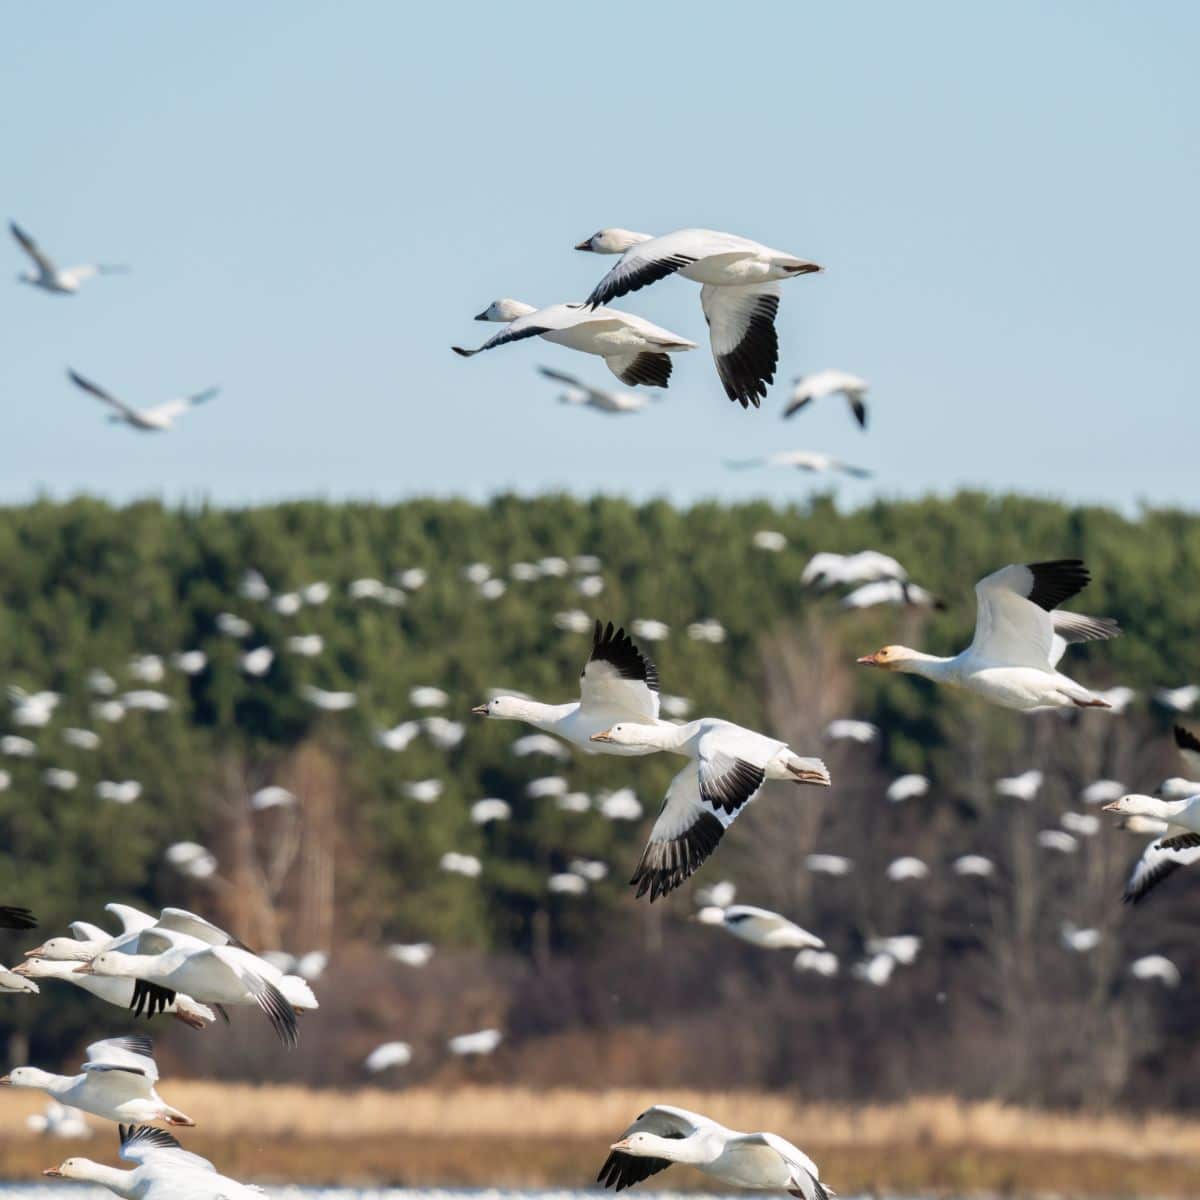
[575,228,821,408]
[1103,790,1200,903]
[1,1036,193,1126]
[43,1123,264,1200]
[590,719,830,901]
[79,921,317,1048]
[726,450,872,477]
[598,1104,831,1200]
[474,621,666,756]
[784,369,870,428]
[11,221,127,294]
[857,559,1120,711]
[453,299,694,388]
[538,366,659,414]
[68,370,218,432]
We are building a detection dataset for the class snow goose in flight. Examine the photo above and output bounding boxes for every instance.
[1155,685,1200,713]
[824,719,878,744]
[365,1041,413,1072]
[694,904,823,950]
[14,957,216,1028]
[794,948,839,977]
[886,856,929,881]
[1,1036,193,1126]
[784,369,870,428]
[1103,792,1200,903]
[68,370,218,432]
[82,925,315,1047]
[590,720,830,901]
[453,299,694,388]
[448,1028,502,1055]
[857,560,1120,711]
[726,450,872,478]
[995,770,1043,801]
[952,854,995,878]
[473,620,664,755]
[11,221,127,294]
[43,1123,262,1200]
[576,228,822,407]
[538,365,659,414]
[1130,955,1181,987]
[802,550,906,589]
[387,942,434,967]
[886,774,930,803]
[1060,923,1100,953]
[9,687,60,726]
[842,580,943,611]
[598,1104,830,1200]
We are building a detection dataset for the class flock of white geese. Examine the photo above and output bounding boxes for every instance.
[6,216,1193,1199]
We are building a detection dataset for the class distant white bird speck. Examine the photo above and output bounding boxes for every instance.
[687,619,727,644]
[806,854,853,876]
[527,776,568,799]
[1,735,36,757]
[1061,811,1100,837]
[410,686,450,709]
[171,650,207,675]
[471,798,512,825]
[215,612,252,638]
[886,856,928,882]
[511,733,571,760]
[1130,954,1181,987]
[576,575,605,598]
[86,670,117,695]
[952,854,995,878]
[365,1041,413,1072]
[995,770,1043,802]
[447,1028,502,1056]
[128,655,165,683]
[632,619,670,642]
[794,948,839,977]
[251,786,297,811]
[301,685,357,711]
[272,592,303,616]
[91,700,125,723]
[240,646,274,677]
[554,609,594,634]
[387,943,434,967]
[440,852,482,878]
[824,719,878,744]
[376,721,421,752]
[301,581,331,605]
[404,779,444,804]
[43,768,78,791]
[96,780,142,804]
[1081,779,1125,806]
[886,774,929,803]
[62,728,100,751]
[752,530,787,552]
[1038,830,1078,854]
[286,634,324,657]
[599,788,642,820]
[549,873,588,895]
[1061,922,1100,953]
[557,791,592,813]
[396,568,428,591]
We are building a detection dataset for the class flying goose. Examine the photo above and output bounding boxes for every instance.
[784,369,870,428]
[575,228,822,407]
[473,620,664,755]
[598,1104,831,1200]
[43,1123,263,1200]
[590,720,830,901]
[857,560,1120,711]
[538,365,659,413]
[11,221,127,294]
[694,904,824,950]
[1104,792,1200,903]
[453,299,695,387]
[68,370,218,432]
[1,1036,193,1126]
[725,450,872,477]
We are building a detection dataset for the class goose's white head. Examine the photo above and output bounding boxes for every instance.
[474,298,537,323]
[43,1159,100,1181]
[574,229,654,255]
[24,937,93,962]
[611,1131,671,1157]
[471,695,531,720]
[1102,793,1167,817]
[857,645,921,672]
[80,950,138,977]
[590,723,660,748]
[1,1066,49,1089]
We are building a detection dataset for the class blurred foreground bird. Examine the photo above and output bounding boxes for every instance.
[726,450,872,478]
[783,369,870,428]
[538,365,659,413]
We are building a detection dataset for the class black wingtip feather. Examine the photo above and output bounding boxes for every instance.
[1025,559,1090,611]
[587,621,660,692]
[108,1034,154,1058]
[130,979,176,1020]
[616,352,672,388]
[0,906,37,930]
[630,811,725,902]
[1174,725,1200,755]
[715,294,779,408]
[120,1124,182,1153]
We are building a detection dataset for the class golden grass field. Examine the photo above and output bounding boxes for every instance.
[2,1084,1197,1195]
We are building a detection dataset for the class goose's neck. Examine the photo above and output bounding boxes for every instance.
[68,1163,138,1197]
[514,700,574,730]
[895,651,958,683]
[638,1132,714,1164]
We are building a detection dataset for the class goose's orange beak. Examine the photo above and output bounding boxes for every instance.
[857,653,880,666]
[591,730,614,743]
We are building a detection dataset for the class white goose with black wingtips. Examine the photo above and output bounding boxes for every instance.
[42,1123,264,1200]
[575,228,822,408]
[68,370,218,433]
[784,369,870,427]
[11,220,127,295]
[0,1036,193,1126]
[473,620,667,756]
[857,559,1121,711]
[453,299,695,388]
[598,1104,831,1200]
[590,720,830,901]
[1103,791,1200,903]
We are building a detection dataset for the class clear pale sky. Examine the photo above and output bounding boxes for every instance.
[3,2,1196,511]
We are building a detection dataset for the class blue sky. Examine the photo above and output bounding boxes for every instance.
[3,2,1197,511]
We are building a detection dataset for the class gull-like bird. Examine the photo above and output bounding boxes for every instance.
[538,366,659,414]
[784,370,870,428]
[575,228,822,407]
[725,450,872,478]
[11,221,127,294]
[454,299,695,387]
[68,371,218,433]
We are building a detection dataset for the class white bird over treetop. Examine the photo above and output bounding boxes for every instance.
[11,220,127,294]
[68,370,218,433]
[784,369,870,428]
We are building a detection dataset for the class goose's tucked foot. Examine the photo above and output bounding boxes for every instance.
[171,1010,206,1031]
[164,1113,195,1127]
[1071,696,1112,708]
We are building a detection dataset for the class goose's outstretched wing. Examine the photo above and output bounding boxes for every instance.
[579,620,660,721]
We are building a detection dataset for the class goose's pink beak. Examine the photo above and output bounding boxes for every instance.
[591,730,614,743]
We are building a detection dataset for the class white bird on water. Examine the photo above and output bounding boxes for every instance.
[474,621,663,755]
[598,1104,831,1200]
[575,228,822,408]
[11,220,127,294]
[784,369,870,428]
[1,1036,193,1126]
[726,450,872,478]
[538,365,659,414]
[454,299,695,388]
[43,1123,263,1200]
[858,559,1120,711]
[68,370,218,432]
[590,720,830,901]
